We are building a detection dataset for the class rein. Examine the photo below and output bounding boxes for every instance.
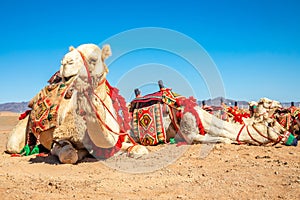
[77,50,136,145]
[236,123,282,146]
[236,124,246,144]
[252,124,282,145]
[246,125,263,145]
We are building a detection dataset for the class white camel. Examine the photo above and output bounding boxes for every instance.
[179,106,291,146]
[6,44,148,164]
[130,86,296,146]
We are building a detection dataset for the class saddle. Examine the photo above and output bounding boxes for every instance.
[29,77,74,136]
[129,81,184,146]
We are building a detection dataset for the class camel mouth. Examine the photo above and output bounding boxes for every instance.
[64,75,76,82]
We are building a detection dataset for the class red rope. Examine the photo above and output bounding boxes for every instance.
[236,124,246,144]
[91,91,137,145]
[78,50,136,146]
[246,125,263,145]
[252,124,280,144]
[236,123,282,146]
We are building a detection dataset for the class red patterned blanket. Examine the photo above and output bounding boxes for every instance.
[132,103,166,145]
[29,81,71,135]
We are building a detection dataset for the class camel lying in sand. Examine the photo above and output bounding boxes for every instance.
[129,85,297,147]
[6,44,148,164]
[6,43,297,164]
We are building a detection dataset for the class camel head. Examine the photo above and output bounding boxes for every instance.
[60,44,112,82]
[259,97,282,110]
[248,101,258,107]
[60,47,84,81]
[249,98,279,123]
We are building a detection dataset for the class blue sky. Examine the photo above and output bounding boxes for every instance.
[0,0,299,103]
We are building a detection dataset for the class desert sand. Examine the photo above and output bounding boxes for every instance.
[0,111,299,200]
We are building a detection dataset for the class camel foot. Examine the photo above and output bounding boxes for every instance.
[58,145,78,164]
[127,145,149,158]
[51,140,78,164]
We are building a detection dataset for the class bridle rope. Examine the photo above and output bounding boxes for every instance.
[236,123,282,146]
[77,50,136,145]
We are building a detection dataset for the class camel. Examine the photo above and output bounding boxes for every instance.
[274,105,300,138]
[129,85,297,147]
[250,98,299,139]
[6,44,148,164]
[219,97,282,125]
[6,43,297,165]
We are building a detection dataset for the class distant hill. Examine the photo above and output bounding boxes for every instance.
[0,97,298,113]
[0,102,29,113]
[200,97,248,107]
[199,97,251,109]
[199,97,299,108]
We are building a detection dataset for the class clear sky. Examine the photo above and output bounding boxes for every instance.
[0,0,299,103]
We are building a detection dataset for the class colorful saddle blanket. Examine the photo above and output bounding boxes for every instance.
[132,103,166,145]
[29,81,71,135]
[130,88,183,145]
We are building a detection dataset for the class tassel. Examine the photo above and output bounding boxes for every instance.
[19,110,31,120]
[169,138,176,144]
[19,144,40,156]
[20,144,31,156]
[30,145,40,155]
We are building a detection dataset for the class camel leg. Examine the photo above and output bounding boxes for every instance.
[77,149,89,161]
[51,140,78,164]
[6,116,28,153]
[192,134,234,144]
[180,111,236,144]
[120,142,149,158]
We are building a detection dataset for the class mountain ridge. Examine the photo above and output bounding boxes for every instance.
[0,102,29,113]
[0,97,299,113]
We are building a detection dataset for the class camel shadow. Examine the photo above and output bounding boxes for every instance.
[29,154,60,165]
[28,154,100,165]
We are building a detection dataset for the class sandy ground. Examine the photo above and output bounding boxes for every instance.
[0,112,299,200]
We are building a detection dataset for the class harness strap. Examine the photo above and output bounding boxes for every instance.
[252,124,278,143]
[236,118,283,146]
[93,92,126,133]
[168,105,188,142]
[246,125,263,145]
[236,124,246,144]
[78,50,137,146]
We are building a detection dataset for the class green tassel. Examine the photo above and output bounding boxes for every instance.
[285,134,295,146]
[170,138,176,144]
[30,145,40,155]
[20,144,31,156]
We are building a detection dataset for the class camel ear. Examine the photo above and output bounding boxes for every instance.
[69,46,75,52]
[101,44,112,61]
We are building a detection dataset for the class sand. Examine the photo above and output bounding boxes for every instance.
[0,112,299,200]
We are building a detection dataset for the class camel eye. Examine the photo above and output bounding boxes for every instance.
[89,60,97,66]
[68,59,74,65]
